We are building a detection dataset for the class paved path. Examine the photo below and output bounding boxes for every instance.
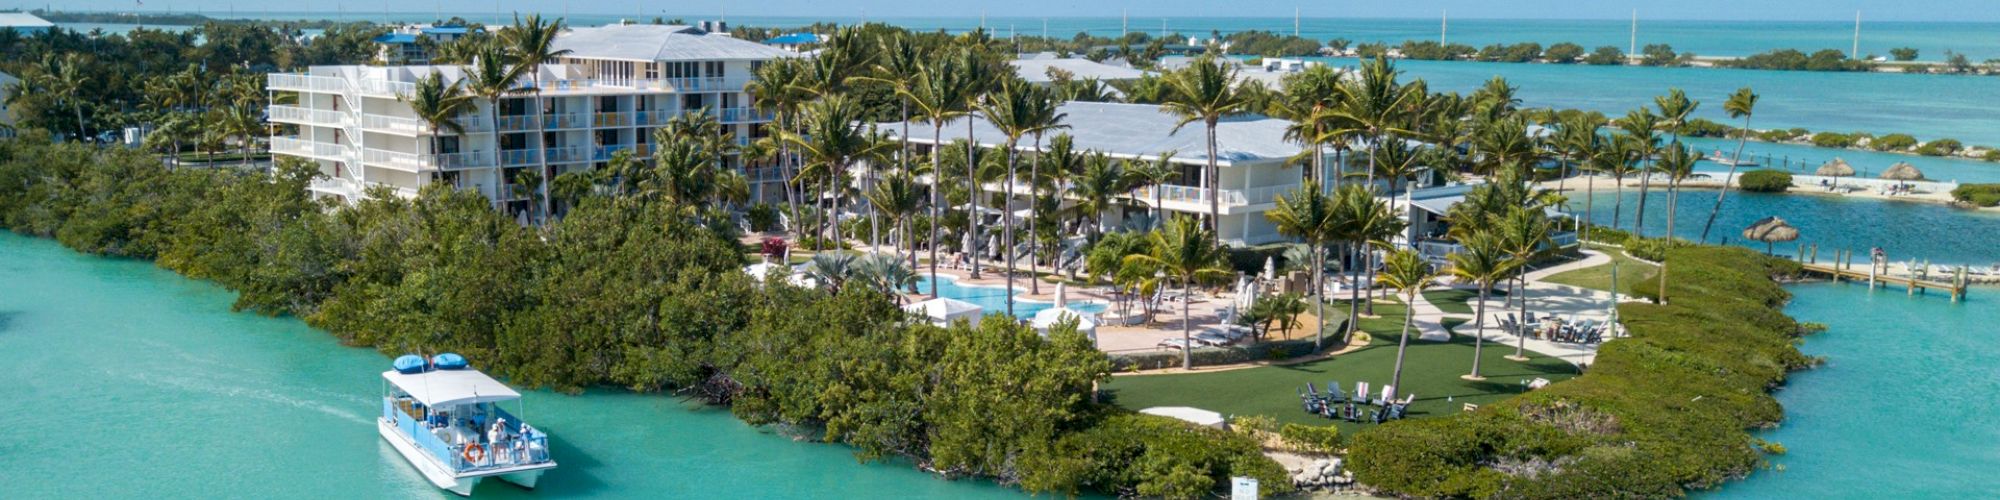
[1421,249,1638,367]
[1405,290,1457,342]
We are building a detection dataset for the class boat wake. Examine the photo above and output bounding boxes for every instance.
[118,370,373,425]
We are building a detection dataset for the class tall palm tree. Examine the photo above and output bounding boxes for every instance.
[1275,64,1345,186]
[1378,249,1438,397]
[1266,180,1338,351]
[748,59,812,233]
[1021,95,1069,295]
[956,48,997,280]
[901,54,970,296]
[1071,152,1131,241]
[1554,112,1608,201]
[25,53,91,140]
[1701,87,1758,243]
[784,95,889,245]
[867,172,924,266]
[1159,55,1252,241]
[1495,206,1552,362]
[400,72,475,186]
[1123,216,1233,370]
[1329,57,1422,195]
[1447,231,1519,380]
[1654,141,1697,304]
[461,44,535,210]
[1334,184,1406,336]
[1618,108,1661,237]
[981,78,1057,314]
[856,34,923,250]
[502,14,572,223]
[1130,151,1180,230]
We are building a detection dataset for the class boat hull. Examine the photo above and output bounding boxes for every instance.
[377,418,557,496]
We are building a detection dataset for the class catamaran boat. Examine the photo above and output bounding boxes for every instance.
[379,353,556,496]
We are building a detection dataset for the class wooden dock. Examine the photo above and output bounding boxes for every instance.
[1797,247,1970,302]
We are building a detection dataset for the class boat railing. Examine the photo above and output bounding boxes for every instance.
[382,397,552,472]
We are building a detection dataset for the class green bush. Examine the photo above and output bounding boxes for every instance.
[746,203,780,232]
[1622,236,1686,262]
[1347,247,1810,498]
[1109,338,1323,371]
[1278,423,1342,454]
[1810,131,1856,148]
[1737,169,1793,192]
[1917,138,1963,157]
[1950,183,2000,207]
[1870,133,1919,151]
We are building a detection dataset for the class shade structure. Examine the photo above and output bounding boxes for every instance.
[1742,216,1800,254]
[1139,406,1227,428]
[1879,162,1925,181]
[1031,306,1100,335]
[903,297,984,327]
[742,262,788,282]
[382,369,521,407]
[1816,158,1855,177]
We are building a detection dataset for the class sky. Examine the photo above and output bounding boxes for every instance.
[16,0,2000,23]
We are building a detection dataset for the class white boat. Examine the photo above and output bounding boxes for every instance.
[379,354,557,496]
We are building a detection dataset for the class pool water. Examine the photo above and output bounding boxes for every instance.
[916,275,1108,319]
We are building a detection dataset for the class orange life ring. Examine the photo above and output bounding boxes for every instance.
[462,443,486,464]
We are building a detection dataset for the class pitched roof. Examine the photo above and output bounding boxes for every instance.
[1010,58,1152,83]
[881,101,1301,166]
[553,24,795,62]
[0,13,53,29]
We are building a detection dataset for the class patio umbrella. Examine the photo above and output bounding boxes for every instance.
[1054,282,1068,307]
[1263,256,1277,281]
[1879,162,1925,181]
[1741,216,1800,255]
[1031,306,1100,336]
[1815,158,1855,177]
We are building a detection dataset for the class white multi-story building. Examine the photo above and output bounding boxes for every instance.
[882,101,1332,247]
[268,24,791,213]
[0,70,18,138]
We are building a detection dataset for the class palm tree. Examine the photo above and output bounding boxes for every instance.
[461,44,535,210]
[1653,141,1697,304]
[1275,64,1345,186]
[1266,180,1338,351]
[784,95,889,245]
[1447,231,1519,380]
[1329,57,1422,194]
[1021,96,1069,295]
[1618,108,1661,237]
[1129,151,1180,230]
[956,48,997,280]
[1600,137,1642,233]
[1554,112,1608,201]
[400,72,475,186]
[502,14,572,223]
[981,78,1059,314]
[856,253,922,301]
[1495,207,1552,362]
[853,33,923,252]
[1159,55,1252,241]
[748,59,812,234]
[1071,152,1132,241]
[29,54,90,140]
[867,172,924,266]
[1334,184,1406,335]
[1123,216,1233,370]
[1701,87,1758,243]
[1378,249,1438,397]
[901,54,970,296]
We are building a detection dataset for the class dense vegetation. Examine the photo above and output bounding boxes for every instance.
[1737,170,1793,192]
[1949,183,2000,207]
[1714,49,1874,71]
[1347,246,1811,497]
[0,138,1288,498]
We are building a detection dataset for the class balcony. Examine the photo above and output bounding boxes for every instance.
[361,113,428,134]
[268,105,349,127]
[267,74,348,93]
[717,107,773,123]
[363,148,495,171]
[270,136,350,160]
[1126,182,1303,209]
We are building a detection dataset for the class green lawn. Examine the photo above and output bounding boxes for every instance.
[1422,288,1506,315]
[1103,300,1578,433]
[1542,246,1659,296]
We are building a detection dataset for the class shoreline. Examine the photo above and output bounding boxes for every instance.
[1539,175,1999,213]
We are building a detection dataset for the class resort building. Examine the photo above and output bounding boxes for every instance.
[267,23,792,214]
[1404,184,1580,265]
[762,33,824,53]
[0,70,16,139]
[1011,54,1152,84]
[0,12,53,35]
[373,25,479,65]
[880,101,1332,247]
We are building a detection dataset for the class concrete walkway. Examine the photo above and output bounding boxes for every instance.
[1405,290,1457,342]
[1422,249,1637,367]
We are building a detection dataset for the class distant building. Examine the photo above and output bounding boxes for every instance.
[268,24,794,214]
[762,33,823,53]
[374,25,478,65]
[1010,54,1152,85]
[0,13,53,35]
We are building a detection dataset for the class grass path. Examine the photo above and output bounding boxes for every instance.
[1542,247,1659,295]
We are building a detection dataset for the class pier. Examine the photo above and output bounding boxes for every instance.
[1796,247,1971,302]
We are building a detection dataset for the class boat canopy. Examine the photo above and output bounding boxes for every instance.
[382,369,521,407]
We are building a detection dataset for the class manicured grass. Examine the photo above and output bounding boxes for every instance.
[1543,246,1659,295]
[1422,288,1506,315]
[1103,300,1578,433]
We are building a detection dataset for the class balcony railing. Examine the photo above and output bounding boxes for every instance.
[267,74,348,93]
[544,76,750,93]
[362,113,428,134]
[268,105,349,127]
[270,136,349,159]
[717,107,774,123]
[1126,182,1303,208]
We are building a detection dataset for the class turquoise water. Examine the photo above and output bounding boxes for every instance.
[1567,188,2000,266]
[917,275,1108,318]
[1677,136,2000,184]
[1709,282,2000,498]
[0,232,1019,498]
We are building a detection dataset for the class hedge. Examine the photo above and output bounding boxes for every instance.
[1950,183,2000,207]
[1346,246,1811,498]
[1737,170,1793,193]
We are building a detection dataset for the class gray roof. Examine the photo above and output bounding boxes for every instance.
[0,13,53,29]
[552,24,795,62]
[1010,58,1152,84]
[881,101,1302,166]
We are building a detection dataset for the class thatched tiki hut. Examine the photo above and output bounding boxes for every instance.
[1816,158,1855,190]
[1743,216,1800,255]
[1879,162,1925,181]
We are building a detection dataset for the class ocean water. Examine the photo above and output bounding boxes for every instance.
[0,232,1019,499]
[1565,188,2000,266]
[1677,136,2000,184]
[1708,282,2000,498]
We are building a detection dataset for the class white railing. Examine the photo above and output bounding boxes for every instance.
[544,76,749,94]
[270,136,349,159]
[1234,182,1304,206]
[357,79,417,97]
[591,111,634,128]
[268,105,348,127]
[268,74,348,93]
[364,148,496,171]
[717,107,773,123]
[362,113,429,134]
[308,177,363,197]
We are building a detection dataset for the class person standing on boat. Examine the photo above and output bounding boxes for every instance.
[489,418,509,464]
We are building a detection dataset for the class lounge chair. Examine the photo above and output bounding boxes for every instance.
[1325,380,1344,403]
[1355,381,1370,405]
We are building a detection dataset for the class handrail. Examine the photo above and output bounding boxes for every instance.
[268,105,349,126]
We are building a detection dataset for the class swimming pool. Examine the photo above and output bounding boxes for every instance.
[916,275,1108,319]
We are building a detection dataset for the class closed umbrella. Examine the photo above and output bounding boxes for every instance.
[1879,162,1925,181]
[1742,216,1800,255]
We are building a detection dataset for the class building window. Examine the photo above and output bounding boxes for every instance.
[705,61,724,78]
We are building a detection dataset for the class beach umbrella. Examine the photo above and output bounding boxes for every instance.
[1054,282,1068,307]
[1879,162,1925,181]
[1263,256,1277,281]
[1742,216,1800,255]
[1031,306,1099,336]
[1816,158,1855,177]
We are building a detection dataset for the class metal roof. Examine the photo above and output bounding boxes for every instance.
[880,101,1303,166]
[763,33,820,45]
[382,369,522,407]
[552,24,796,62]
[374,33,420,44]
[1010,58,1152,83]
[0,13,53,29]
